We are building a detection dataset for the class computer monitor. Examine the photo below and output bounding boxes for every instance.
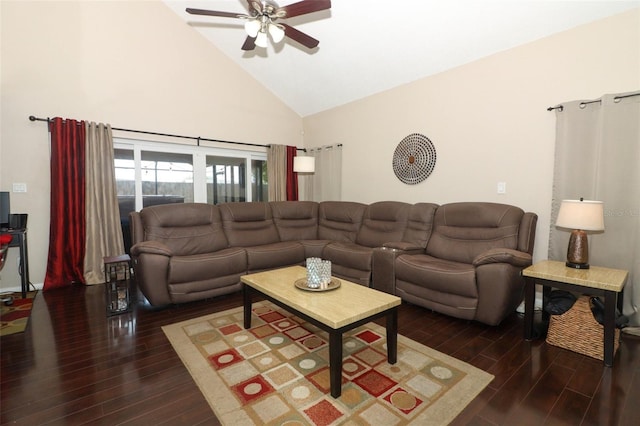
[0,191,9,229]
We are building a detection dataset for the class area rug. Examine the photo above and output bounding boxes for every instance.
[0,291,36,337]
[163,302,493,425]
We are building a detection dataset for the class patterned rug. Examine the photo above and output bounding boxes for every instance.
[0,291,36,337]
[162,301,493,425]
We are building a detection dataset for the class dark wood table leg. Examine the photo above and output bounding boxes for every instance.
[542,285,551,322]
[603,290,616,367]
[524,277,535,340]
[329,330,343,398]
[386,307,398,364]
[243,284,252,329]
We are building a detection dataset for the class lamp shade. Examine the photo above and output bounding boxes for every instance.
[244,19,261,38]
[556,199,605,231]
[268,23,285,43]
[293,156,315,173]
[255,31,268,48]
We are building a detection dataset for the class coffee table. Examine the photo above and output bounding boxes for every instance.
[241,266,401,398]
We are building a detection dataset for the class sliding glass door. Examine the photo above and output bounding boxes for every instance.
[115,146,267,207]
[114,140,267,251]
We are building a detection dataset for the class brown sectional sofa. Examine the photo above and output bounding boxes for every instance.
[129,200,537,325]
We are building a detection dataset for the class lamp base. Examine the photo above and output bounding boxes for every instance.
[565,261,590,269]
[566,229,590,269]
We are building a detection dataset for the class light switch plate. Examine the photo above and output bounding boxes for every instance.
[12,183,27,193]
[497,182,506,194]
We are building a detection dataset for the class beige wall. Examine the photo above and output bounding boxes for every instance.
[0,0,302,290]
[303,9,640,262]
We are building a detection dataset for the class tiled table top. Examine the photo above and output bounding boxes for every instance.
[523,260,627,292]
[241,266,401,329]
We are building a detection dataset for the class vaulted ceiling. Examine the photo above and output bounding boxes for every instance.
[164,1,639,117]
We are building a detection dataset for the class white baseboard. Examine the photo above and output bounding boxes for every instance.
[516,293,543,314]
[0,282,43,294]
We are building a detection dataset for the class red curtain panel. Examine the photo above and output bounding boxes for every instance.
[44,118,86,290]
[286,146,298,201]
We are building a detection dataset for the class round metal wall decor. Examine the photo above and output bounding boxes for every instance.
[392,133,437,185]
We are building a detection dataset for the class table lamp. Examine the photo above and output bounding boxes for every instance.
[293,156,315,173]
[555,198,604,269]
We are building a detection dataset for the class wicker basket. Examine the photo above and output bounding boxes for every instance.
[546,296,620,360]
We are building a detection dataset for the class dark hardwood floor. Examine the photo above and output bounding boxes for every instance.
[2,283,639,425]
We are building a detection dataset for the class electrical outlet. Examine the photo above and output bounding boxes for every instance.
[497,182,506,194]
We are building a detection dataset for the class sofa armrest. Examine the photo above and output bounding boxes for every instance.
[130,241,173,306]
[472,248,532,267]
[372,244,425,294]
[130,240,173,257]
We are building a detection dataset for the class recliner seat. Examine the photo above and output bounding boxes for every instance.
[393,202,537,325]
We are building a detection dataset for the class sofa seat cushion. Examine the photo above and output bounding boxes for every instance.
[395,254,478,299]
[322,242,373,286]
[395,254,478,319]
[245,241,305,272]
[323,242,372,272]
[299,239,332,258]
[168,247,247,285]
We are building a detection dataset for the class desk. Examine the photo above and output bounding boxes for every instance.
[522,260,627,367]
[6,229,30,299]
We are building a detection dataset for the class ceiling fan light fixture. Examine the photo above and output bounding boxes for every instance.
[255,31,269,48]
[268,23,285,43]
[185,0,332,52]
[244,19,261,38]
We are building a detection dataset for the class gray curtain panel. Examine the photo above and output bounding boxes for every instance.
[84,122,125,285]
[549,91,640,329]
[302,144,342,202]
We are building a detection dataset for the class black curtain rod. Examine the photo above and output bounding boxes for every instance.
[547,92,640,111]
[28,115,307,152]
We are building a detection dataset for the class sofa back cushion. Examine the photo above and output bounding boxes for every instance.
[219,202,280,247]
[270,201,319,241]
[426,202,524,264]
[403,203,439,248]
[139,203,228,255]
[318,201,366,242]
[356,201,410,247]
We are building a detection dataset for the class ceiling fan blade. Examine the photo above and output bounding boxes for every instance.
[186,8,243,19]
[277,0,331,19]
[281,23,319,49]
[246,1,263,15]
[241,36,257,51]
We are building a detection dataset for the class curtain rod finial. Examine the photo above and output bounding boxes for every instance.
[29,115,36,121]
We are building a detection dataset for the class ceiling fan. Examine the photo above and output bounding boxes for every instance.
[186,0,331,51]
